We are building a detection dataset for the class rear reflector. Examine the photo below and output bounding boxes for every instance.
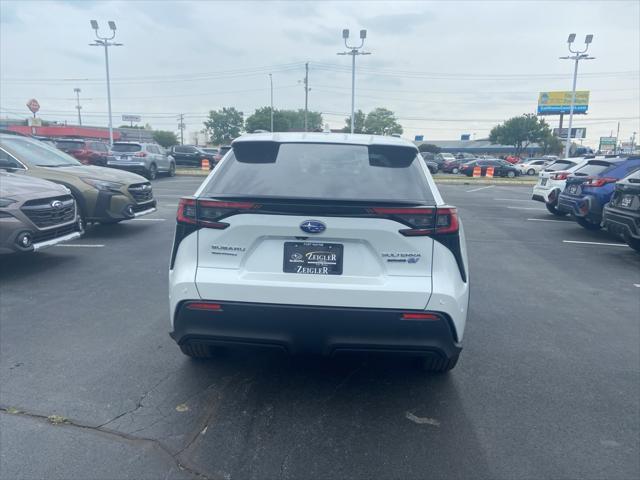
[401,312,439,321]
[186,302,223,311]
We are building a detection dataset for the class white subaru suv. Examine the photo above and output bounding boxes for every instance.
[532,157,589,215]
[169,133,469,372]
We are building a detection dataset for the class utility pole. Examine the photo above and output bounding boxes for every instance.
[178,114,185,145]
[269,73,274,132]
[90,20,122,146]
[560,33,594,159]
[304,62,309,132]
[614,121,620,154]
[338,29,371,134]
[74,88,82,126]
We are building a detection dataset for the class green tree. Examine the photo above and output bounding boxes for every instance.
[418,143,441,154]
[203,107,244,144]
[489,114,552,156]
[342,110,366,133]
[540,132,564,155]
[363,108,403,135]
[246,107,323,132]
[152,130,179,148]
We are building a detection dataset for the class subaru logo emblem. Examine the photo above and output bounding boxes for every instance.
[300,220,326,234]
[51,200,63,209]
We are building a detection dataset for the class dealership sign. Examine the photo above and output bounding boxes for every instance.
[553,127,587,139]
[537,91,589,115]
[26,98,40,114]
[122,114,141,123]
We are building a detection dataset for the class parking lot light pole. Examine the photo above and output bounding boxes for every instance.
[90,20,122,146]
[560,33,594,158]
[338,29,371,134]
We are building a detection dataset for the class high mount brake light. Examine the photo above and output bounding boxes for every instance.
[585,177,617,188]
[176,198,257,228]
[371,207,458,236]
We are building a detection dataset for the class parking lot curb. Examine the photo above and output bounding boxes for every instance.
[176,169,209,177]
[434,178,536,185]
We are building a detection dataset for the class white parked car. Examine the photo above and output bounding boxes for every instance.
[169,133,470,373]
[532,157,589,214]
[516,158,552,176]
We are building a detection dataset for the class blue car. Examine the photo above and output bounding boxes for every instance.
[557,156,640,230]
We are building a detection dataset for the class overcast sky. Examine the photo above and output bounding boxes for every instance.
[1,0,639,146]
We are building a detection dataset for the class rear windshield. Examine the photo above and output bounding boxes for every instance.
[573,160,615,176]
[55,140,84,150]
[546,160,576,171]
[203,142,434,203]
[111,143,142,153]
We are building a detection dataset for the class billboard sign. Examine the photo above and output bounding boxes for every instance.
[538,91,589,115]
[122,114,141,123]
[553,127,587,139]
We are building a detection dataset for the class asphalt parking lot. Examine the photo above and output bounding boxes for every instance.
[1,177,639,480]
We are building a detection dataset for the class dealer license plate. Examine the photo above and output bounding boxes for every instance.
[283,242,343,275]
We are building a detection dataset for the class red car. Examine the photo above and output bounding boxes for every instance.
[55,139,111,166]
[504,155,521,164]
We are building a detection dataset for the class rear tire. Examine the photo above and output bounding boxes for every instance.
[179,343,216,359]
[527,168,536,176]
[146,163,157,180]
[576,216,601,230]
[507,171,516,178]
[420,354,459,373]
[627,238,640,252]
[545,202,566,216]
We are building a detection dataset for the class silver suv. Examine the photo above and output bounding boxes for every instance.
[107,142,176,180]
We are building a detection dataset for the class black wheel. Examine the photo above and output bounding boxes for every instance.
[168,162,176,177]
[527,168,536,176]
[627,238,640,252]
[420,354,459,373]
[507,171,516,178]
[545,202,566,216]
[452,167,459,174]
[576,216,601,230]
[179,343,216,359]
[146,163,157,180]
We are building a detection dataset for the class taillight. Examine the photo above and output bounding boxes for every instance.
[551,171,570,180]
[585,177,617,188]
[370,207,458,236]
[176,197,257,229]
[134,151,147,157]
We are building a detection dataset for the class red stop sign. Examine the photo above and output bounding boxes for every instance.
[26,98,40,114]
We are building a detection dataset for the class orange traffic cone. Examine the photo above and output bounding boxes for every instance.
[473,166,481,177]
[201,159,210,170]
[486,166,494,178]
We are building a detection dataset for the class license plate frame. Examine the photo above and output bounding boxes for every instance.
[283,242,343,275]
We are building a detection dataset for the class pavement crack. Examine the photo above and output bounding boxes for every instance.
[97,370,177,429]
[0,406,215,480]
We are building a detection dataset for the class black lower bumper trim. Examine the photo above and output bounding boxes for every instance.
[171,300,462,358]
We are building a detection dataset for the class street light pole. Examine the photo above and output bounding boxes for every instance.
[560,33,594,159]
[338,29,371,134]
[74,88,82,126]
[90,20,122,146]
[269,73,274,132]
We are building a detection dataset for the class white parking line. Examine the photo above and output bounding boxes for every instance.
[466,185,494,193]
[527,218,567,222]
[563,240,628,247]
[494,198,532,202]
[130,218,166,222]
[55,244,105,248]
[507,206,546,210]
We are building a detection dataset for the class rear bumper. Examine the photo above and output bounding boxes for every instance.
[557,193,601,219]
[170,300,461,358]
[603,205,640,240]
[532,182,562,204]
